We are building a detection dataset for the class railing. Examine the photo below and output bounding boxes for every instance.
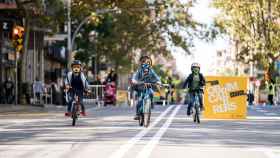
[84,85,105,107]
[32,86,53,105]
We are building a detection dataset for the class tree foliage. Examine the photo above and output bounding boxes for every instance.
[71,0,201,72]
[212,0,280,70]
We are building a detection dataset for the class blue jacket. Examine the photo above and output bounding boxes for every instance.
[132,67,160,84]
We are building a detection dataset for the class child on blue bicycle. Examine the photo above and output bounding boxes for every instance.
[132,55,161,120]
[183,63,206,116]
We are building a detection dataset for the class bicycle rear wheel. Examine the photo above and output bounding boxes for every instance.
[195,106,200,124]
[139,113,144,126]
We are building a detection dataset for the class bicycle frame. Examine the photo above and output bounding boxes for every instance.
[136,82,159,127]
[139,88,153,114]
[71,94,81,126]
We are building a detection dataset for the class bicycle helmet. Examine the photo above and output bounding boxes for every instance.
[71,60,82,67]
[191,62,200,70]
[71,60,82,73]
[139,55,152,66]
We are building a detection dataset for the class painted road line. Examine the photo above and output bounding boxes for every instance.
[0,126,144,132]
[257,109,268,113]
[247,116,280,120]
[265,113,278,116]
[135,105,181,158]
[249,148,280,158]
[108,105,175,158]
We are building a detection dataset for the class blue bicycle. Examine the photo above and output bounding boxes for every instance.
[137,82,167,127]
[137,83,153,127]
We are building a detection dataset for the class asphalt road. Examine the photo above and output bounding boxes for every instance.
[0,104,279,158]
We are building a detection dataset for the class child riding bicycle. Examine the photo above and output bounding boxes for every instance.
[64,60,89,117]
[131,55,161,120]
[182,63,206,116]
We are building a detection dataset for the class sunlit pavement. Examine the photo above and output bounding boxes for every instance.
[0,104,279,158]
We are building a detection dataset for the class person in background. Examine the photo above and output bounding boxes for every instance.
[105,68,118,83]
[0,82,4,104]
[33,77,44,104]
[4,77,14,104]
[247,90,254,106]
[267,79,275,105]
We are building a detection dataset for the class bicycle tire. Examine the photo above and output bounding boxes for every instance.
[72,104,78,126]
[195,105,200,124]
[72,113,77,126]
[193,107,196,122]
[144,112,151,128]
[139,113,144,126]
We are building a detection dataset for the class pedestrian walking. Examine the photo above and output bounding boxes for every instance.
[33,78,44,104]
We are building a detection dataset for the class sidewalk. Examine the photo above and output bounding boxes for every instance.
[0,102,110,114]
[0,104,66,114]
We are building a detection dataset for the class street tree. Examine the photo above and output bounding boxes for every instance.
[212,0,280,78]
[71,0,203,72]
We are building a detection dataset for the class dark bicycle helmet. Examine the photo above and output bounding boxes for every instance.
[71,60,82,67]
[139,55,152,66]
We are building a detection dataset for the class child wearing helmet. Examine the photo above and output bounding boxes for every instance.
[131,56,161,120]
[182,62,206,115]
[64,60,89,116]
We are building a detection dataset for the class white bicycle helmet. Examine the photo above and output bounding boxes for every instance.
[191,62,200,69]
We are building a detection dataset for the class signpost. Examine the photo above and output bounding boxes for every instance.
[204,76,248,119]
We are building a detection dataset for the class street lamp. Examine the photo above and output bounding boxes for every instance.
[71,8,121,52]
[66,7,121,70]
[66,0,72,70]
[89,31,98,76]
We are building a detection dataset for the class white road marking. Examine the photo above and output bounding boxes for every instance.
[0,126,144,132]
[249,148,280,158]
[108,105,175,158]
[135,105,181,158]
[247,116,280,120]
[265,113,278,116]
[257,110,268,113]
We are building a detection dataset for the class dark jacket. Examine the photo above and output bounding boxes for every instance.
[182,73,206,92]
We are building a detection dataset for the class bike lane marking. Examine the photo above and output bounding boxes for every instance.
[108,105,175,158]
[135,105,181,158]
[249,148,280,158]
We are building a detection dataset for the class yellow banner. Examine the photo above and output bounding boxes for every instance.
[204,76,248,119]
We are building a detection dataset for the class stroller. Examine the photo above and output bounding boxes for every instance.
[103,81,117,106]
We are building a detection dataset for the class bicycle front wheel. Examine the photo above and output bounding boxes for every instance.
[144,112,151,128]
[72,105,78,126]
